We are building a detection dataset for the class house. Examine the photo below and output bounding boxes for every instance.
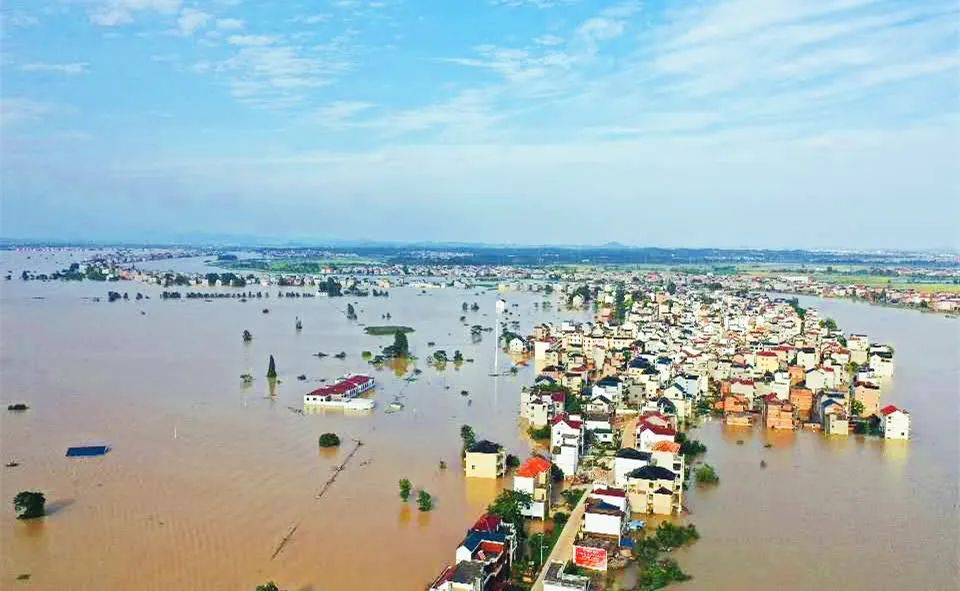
[797,347,818,369]
[730,378,756,401]
[880,405,910,440]
[582,499,626,542]
[718,394,750,414]
[613,448,651,487]
[551,414,584,478]
[625,465,681,515]
[513,456,552,519]
[464,440,506,478]
[854,381,881,417]
[755,350,780,373]
[789,387,814,420]
[430,514,517,591]
[762,395,796,430]
[636,423,676,452]
[508,336,529,354]
[543,561,590,591]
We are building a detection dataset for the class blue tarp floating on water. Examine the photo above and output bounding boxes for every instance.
[65,445,110,457]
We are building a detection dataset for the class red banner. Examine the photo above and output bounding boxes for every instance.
[574,545,608,571]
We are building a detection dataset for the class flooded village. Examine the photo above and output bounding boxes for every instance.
[2,247,958,591]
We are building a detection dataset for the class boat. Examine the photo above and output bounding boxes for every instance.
[303,374,375,408]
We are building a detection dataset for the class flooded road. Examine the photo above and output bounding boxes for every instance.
[0,252,588,590]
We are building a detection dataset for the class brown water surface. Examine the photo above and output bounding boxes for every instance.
[0,251,589,590]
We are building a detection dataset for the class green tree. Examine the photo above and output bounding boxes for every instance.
[255,582,281,591]
[399,478,412,501]
[417,490,433,511]
[346,303,357,319]
[318,433,341,448]
[460,424,476,450]
[13,491,45,520]
[851,398,865,417]
[695,464,719,484]
[820,318,838,331]
[666,281,677,295]
[486,489,532,528]
[266,355,277,379]
[393,331,409,356]
[527,425,551,440]
[242,329,253,342]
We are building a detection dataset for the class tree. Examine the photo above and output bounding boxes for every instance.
[417,490,433,511]
[255,583,281,591]
[392,331,409,357]
[266,355,277,379]
[13,491,45,519]
[527,425,551,440]
[666,281,677,295]
[460,424,476,450]
[851,398,865,417]
[694,464,719,484]
[486,490,532,528]
[242,330,253,342]
[506,454,520,469]
[346,303,357,319]
[399,478,412,501]
[820,318,838,331]
[318,433,341,448]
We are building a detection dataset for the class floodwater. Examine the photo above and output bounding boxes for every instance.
[636,295,959,591]
[0,251,589,590]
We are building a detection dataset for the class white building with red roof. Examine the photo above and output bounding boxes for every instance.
[880,405,910,440]
[513,456,553,519]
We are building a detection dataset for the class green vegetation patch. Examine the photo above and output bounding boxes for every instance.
[364,325,415,335]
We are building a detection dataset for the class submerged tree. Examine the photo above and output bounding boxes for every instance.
[417,490,433,512]
[392,331,409,357]
[255,583,282,591]
[266,355,277,379]
[460,424,476,451]
[242,330,253,342]
[399,478,412,502]
[318,433,341,448]
[346,304,357,320]
[13,491,45,520]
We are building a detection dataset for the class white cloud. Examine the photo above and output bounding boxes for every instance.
[176,8,210,35]
[216,18,244,30]
[20,62,90,75]
[0,98,56,127]
[227,34,277,46]
[89,0,182,26]
[311,101,375,126]
[534,34,565,47]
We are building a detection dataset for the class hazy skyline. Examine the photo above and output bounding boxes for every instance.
[1,0,958,249]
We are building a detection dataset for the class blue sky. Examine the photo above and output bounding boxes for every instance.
[1,0,957,249]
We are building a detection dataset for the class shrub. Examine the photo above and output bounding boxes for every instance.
[695,464,719,484]
[527,425,551,440]
[13,491,45,520]
[399,478,412,501]
[417,490,433,511]
[318,433,341,448]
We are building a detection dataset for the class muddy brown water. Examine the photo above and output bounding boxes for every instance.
[0,251,588,590]
[2,253,958,590]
